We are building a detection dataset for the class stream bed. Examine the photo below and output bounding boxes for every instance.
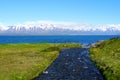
[34,48,104,80]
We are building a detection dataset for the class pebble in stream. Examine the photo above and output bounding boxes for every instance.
[34,48,104,80]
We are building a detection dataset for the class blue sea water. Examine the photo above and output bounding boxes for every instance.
[0,35,119,44]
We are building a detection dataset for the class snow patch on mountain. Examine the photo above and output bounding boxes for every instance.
[0,23,9,31]
[0,21,120,35]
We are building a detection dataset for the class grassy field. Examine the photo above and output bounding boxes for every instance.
[0,43,81,80]
[90,38,120,80]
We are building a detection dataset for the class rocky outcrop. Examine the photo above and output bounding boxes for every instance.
[89,40,105,48]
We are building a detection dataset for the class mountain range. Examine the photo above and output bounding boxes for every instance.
[0,21,120,35]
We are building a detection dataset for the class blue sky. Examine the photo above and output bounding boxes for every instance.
[0,0,120,25]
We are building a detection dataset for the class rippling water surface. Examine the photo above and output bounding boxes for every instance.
[0,35,119,44]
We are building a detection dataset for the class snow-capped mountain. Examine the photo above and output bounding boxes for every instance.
[0,21,120,35]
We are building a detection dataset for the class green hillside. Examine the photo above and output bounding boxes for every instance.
[90,38,120,80]
[0,43,81,80]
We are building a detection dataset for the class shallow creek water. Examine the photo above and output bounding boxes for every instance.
[34,48,104,80]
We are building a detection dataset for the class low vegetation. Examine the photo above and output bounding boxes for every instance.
[0,43,81,80]
[90,38,120,80]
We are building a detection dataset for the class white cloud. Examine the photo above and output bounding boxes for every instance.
[17,20,78,26]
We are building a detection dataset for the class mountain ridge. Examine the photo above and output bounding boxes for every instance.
[0,22,120,35]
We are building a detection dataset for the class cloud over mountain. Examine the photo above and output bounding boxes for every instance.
[0,21,120,35]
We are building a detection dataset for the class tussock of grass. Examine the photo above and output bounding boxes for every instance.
[90,38,120,80]
[0,43,81,80]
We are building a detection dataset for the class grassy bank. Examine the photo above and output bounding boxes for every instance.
[0,43,81,80]
[90,38,120,80]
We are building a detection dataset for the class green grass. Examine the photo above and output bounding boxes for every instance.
[0,43,81,80]
[90,38,120,80]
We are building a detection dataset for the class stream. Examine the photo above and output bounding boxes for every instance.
[34,48,104,80]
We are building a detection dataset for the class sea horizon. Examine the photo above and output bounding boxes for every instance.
[0,35,119,44]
